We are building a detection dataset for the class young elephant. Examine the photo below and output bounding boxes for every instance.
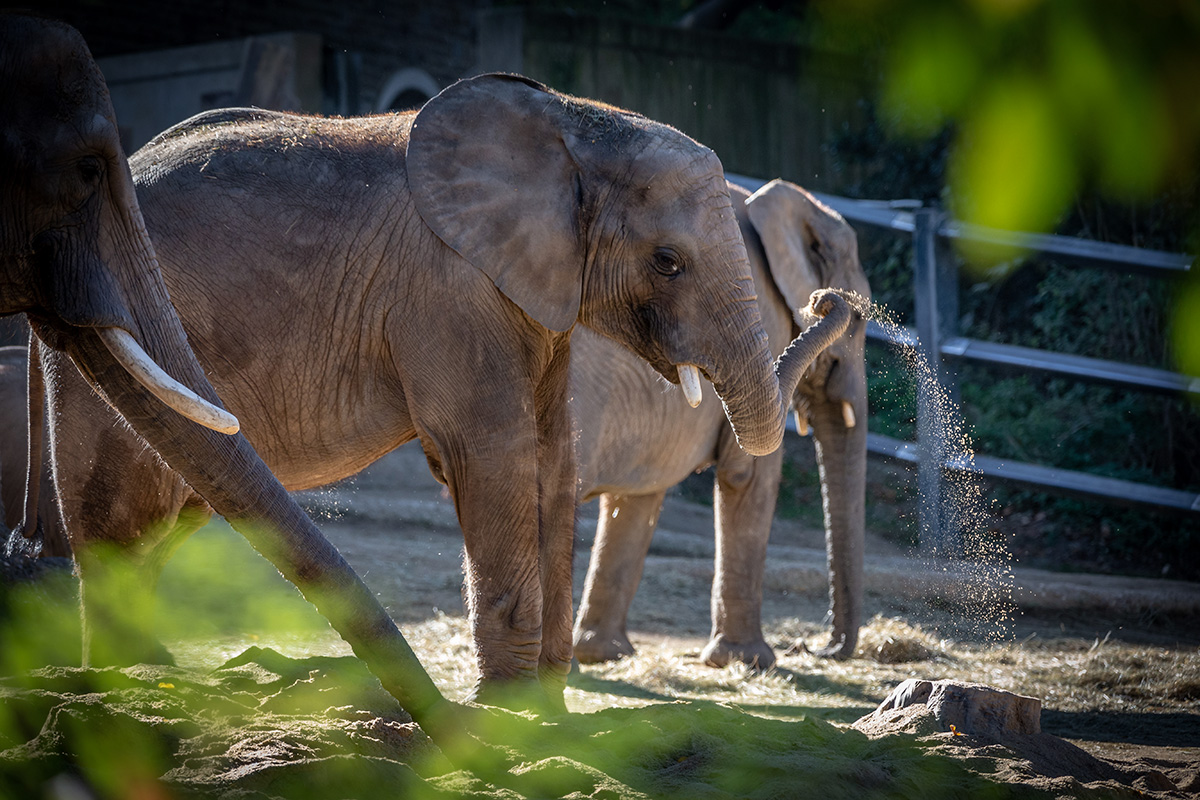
[573,179,870,668]
[48,75,852,708]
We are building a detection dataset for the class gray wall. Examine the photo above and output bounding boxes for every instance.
[99,33,323,153]
[53,2,870,193]
[475,8,872,196]
[46,0,484,145]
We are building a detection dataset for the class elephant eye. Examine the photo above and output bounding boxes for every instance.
[650,247,684,278]
[77,156,104,185]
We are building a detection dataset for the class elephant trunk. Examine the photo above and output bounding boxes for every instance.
[809,391,867,659]
[52,166,449,728]
[64,329,449,722]
[716,290,854,458]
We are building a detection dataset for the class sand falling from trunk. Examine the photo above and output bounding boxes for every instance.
[856,295,1018,643]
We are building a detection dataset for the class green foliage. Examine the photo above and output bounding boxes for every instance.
[817,0,1200,232]
[0,564,80,675]
[155,521,329,640]
[813,3,1200,578]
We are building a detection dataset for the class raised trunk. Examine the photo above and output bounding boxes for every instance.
[716,290,854,458]
[810,397,867,659]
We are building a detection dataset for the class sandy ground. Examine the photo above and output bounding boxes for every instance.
[302,443,1200,791]
[3,441,1199,798]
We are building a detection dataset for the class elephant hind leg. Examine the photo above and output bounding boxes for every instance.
[573,491,665,664]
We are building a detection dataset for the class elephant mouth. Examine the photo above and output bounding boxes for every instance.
[793,390,860,436]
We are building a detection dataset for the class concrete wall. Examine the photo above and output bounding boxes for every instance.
[45,2,870,192]
[99,33,322,152]
[44,0,483,131]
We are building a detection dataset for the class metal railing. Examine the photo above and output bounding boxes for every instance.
[728,174,1198,557]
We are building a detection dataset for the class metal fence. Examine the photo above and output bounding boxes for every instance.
[728,174,1198,557]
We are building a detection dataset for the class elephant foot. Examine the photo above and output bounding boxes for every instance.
[572,627,635,664]
[808,633,857,661]
[538,661,570,712]
[701,635,776,670]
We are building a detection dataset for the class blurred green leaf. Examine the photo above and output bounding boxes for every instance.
[950,75,1077,248]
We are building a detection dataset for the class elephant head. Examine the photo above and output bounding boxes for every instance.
[1,14,448,728]
[746,178,871,658]
[407,75,850,460]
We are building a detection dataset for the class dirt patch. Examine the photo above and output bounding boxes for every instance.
[2,442,1197,798]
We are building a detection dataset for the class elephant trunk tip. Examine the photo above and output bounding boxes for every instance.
[807,288,861,321]
[730,410,786,457]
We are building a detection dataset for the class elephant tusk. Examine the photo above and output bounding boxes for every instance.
[98,327,240,435]
[793,408,809,436]
[678,364,703,408]
[842,400,856,429]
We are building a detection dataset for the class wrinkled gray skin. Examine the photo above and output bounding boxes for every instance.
[0,343,69,557]
[573,180,870,668]
[0,14,451,734]
[46,72,851,708]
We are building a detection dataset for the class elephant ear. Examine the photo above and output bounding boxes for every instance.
[746,179,842,328]
[407,73,586,333]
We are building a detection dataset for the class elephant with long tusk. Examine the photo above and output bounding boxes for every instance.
[573,179,871,668]
[1,12,455,738]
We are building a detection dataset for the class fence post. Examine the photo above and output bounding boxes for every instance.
[913,206,963,558]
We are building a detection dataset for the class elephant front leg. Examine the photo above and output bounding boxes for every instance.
[436,426,547,707]
[461,537,544,703]
[71,497,210,667]
[573,491,665,663]
[701,442,783,670]
[532,340,576,708]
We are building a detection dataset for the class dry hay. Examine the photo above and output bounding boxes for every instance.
[1,602,1197,800]
[856,616,945,665]
[3,540,1197,799]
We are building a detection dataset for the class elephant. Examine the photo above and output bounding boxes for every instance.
[0,343,69,558]
[572,179,870,668]
[43,71,854,708]
[1,13,452,736]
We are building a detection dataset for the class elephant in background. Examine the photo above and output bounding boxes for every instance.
[573,179,870,668]
[46,72,853,707]
[0,344,68,558]
[1,13,449,733]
